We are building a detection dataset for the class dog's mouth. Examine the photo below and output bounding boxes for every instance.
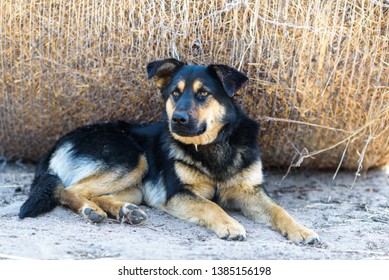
[170,123,207,137]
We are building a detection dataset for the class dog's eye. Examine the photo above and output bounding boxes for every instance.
[171,91,180,98]
[200,91,209,97]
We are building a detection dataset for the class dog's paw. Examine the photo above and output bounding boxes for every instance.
[119,204,147,225]
[82,207,107,223]
[215,219,246,241]
[282,223,320,245]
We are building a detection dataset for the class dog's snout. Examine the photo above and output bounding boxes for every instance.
[172,111,189,125]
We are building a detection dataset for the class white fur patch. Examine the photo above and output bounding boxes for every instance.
[142,177,166,207]
[48,143,103,187]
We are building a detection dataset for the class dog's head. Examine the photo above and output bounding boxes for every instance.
[147,58,248,145]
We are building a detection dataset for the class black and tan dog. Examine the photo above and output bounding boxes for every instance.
[19,58,319,244]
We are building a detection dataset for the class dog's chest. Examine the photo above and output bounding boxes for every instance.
[172,144,263,200]
[171,142,246,182]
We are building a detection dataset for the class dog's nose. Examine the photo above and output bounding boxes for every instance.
[172,111,189,124]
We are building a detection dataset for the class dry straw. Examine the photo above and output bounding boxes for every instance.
[0,0,388,172]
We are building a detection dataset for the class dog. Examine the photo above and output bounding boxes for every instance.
[19,58,319,243]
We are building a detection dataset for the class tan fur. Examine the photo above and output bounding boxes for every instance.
[91,196,130,219]
[163,193,246,240]
[167,96,226,145]
[174,162,215,199]
[166,98,174,122]
[91,186,143,216]
[91,188,147,224]
[70,155,147,198]
[154,62,182,89]
[177,80,185,92]
[219,182,318,243]
[108,185,143,205]
[220,160,264,188]
[219,184,274,222]
[57,155,147,220]
[173,157,318,243]
[192,79,203,92]
[57,187,101,214]
[268,204,318,242]
[155,77,167,89]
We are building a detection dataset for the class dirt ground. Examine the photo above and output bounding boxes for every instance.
[0,161,388,260]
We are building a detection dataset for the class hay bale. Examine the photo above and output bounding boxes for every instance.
[0,0,388,171]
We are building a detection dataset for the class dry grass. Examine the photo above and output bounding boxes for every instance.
[0,0,388,171]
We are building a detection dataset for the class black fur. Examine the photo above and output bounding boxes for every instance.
[18,172,62,218]
[208,64,249,97]
[146,58,186,80]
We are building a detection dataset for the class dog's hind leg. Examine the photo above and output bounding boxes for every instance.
[57,187,107,223]
[91,186,147,225]
[59,155,147,223]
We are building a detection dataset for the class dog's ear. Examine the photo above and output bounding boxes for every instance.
[147,58,186,90]
[208,65,248,97]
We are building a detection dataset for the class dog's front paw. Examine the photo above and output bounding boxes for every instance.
[281,223,320,245]
[214,219,246,241]
[270,205,320,245]
[119,204,147,225]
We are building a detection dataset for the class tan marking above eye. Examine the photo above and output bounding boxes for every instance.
[192,80,203,92]
[177,80,185,92]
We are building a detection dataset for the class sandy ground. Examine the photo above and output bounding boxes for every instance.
[0,162,388,260]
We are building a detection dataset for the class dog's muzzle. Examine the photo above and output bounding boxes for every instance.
[171,113,206,137]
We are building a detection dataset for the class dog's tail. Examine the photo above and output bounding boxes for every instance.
[19,171,64,219]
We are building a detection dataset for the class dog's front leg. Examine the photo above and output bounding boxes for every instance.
[163,191,246,240]
[220,184,320,244]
